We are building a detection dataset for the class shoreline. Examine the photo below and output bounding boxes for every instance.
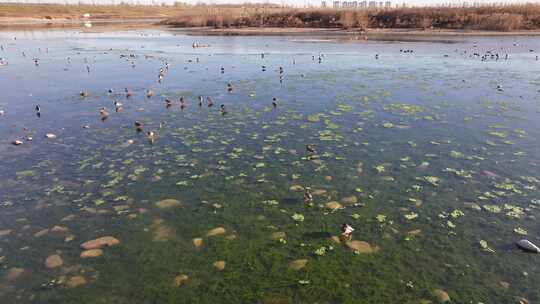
[2,18,540,37]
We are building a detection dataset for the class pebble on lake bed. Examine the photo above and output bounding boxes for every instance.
[432,289,450,302]
[345,241,379,254]
[289,185,304,192]
[173,274,189,287]
[80,236,120,250]
[341,196,358,204]
[192,238,203,248]
[66,276,87,288]
[6,267,24,282]
[80,249,103,258]
[206,227,226,237]
[154,198,182,209]
[288,259,308,271]
[271,232,286,240]
[325,201,343,210]
[45,254,63,269]
[213,260,226,271]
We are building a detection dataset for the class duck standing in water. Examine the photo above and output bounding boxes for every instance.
[341,223,355,241]
[180,96,186,110]
[114,101,123,112]
[146,89,154,98]
[125,88,133,98]
[198,96,203,107]
[99,107,109,121]
[220,104,227,115]
[303,188,313,206]
[146,130,157,144]
[207,97,214,107]
[165,98,173,108]
[272,97,278,109]
[306,144,316,156]
[35,105,41,117]
[134,121,143,132]
[80,90,88,98]
[227,82,233,92]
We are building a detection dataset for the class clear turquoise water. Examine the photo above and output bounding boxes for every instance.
[0,29,539,303]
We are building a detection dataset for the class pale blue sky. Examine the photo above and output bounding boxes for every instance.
[1,0,538,6]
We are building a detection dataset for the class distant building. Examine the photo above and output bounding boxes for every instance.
[360,1,367,8]
[352,1,358,8]
[333,0,340,8]
[368,1,377,7]
[384,1,391,8]
[321,1,327,7]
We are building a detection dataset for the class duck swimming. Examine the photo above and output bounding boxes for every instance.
[220,104,227,115]
[272,97,277,108]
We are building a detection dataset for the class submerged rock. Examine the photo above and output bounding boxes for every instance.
[288,259,308,270]
[289,185,304,192]
[80,249,103,258]
[206,227,226,237]
[325,201,343,210]
[5,267,24,282]
[516,239,540,253]
[66,276,87,288]
[341,196,358,204]
[45,254,63,269]
[432,289,450,302]
[153,225,176,241]
[0,229,12,237]
[192,237,203,248]
[312,189,327,196]
[80,236,120,250]
[407,229,422,236]
[173,274,189,287]
[345,241,379,254]
[271,232,286,240]
[213,260,226,271]
[155,198,182,209]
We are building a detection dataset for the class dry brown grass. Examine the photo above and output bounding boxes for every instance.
[1,3,540,31]
[162,4,540,31]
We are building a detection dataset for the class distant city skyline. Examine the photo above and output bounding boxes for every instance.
[1,0,539,6]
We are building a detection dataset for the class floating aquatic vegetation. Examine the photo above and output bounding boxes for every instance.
[313,246,327,256]
[479,240,495,253]
[420,176,440,187]
[447,221,456,228]
[443,168,472,179]
[404,212,418,220]
[504,204,524,218]
[450,209,465,218]
[482,205,501,213]
[383,103,424,115]
[374,165,385,173]
[16,170,35,178]
[488,131,507,138]
[382,122,394,128]
[308,114,322,122]
[493,181,521,194]
[514,227,528,235]
[376,214,387,223]
[291,213,304,222]
[337,104,353,112]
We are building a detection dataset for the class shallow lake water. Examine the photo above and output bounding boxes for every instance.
[0,29,540,303]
